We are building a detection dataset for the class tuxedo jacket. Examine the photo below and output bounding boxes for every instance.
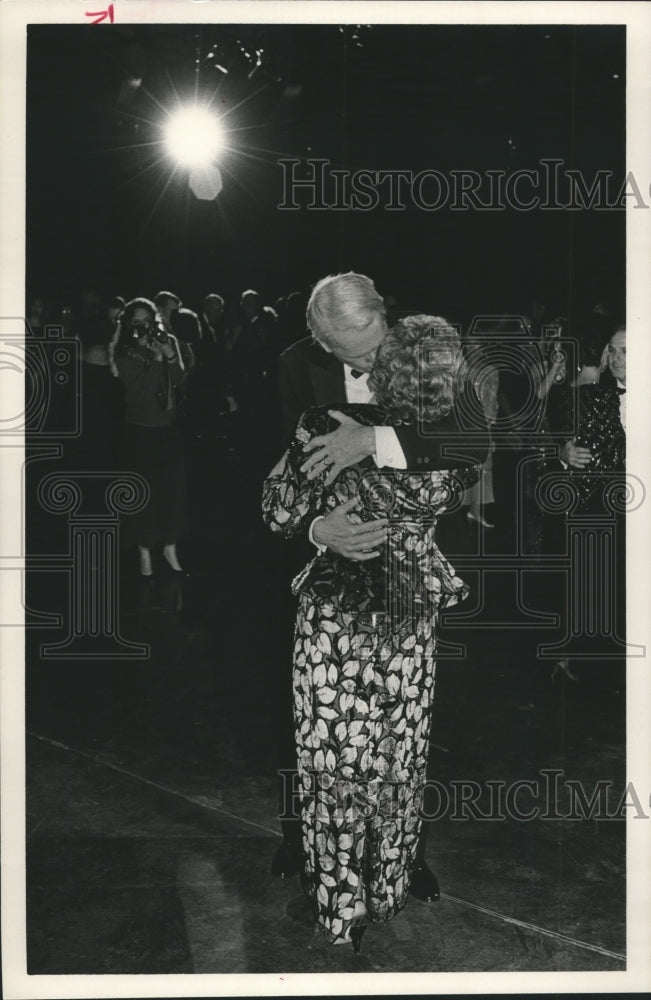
[278,336,489,469]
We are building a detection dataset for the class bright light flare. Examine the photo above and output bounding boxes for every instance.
[164,105,225,168]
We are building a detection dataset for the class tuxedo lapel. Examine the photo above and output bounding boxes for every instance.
[306,342,346,407]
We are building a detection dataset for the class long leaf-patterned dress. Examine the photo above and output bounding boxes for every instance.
[262,404,480,944]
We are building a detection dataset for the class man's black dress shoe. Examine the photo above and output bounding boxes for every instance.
[271,840,303,878]
[409,863,441,902]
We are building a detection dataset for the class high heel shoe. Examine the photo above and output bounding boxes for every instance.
[161,556,187,577]
[551,658,579,681]
[272,840,303,878]
[409,862,440,902]
[350,925,366,954]
[466,510,494,529]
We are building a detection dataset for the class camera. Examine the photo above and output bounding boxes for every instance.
[127,319,152,341]
[128,320,168,348]
[0,317,81,437]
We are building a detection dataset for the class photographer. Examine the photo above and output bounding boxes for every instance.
[110,297,188,578]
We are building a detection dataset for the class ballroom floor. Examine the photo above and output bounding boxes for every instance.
[24,441,627,976]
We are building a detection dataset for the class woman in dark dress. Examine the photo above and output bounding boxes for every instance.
[262,316,481,951]
[110,297,188,577]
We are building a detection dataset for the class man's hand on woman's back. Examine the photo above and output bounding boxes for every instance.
[312,497,388,560]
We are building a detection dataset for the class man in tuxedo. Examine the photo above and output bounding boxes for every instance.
[272,272,489,903]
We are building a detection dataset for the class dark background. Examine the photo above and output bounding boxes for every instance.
[24,23,629,975]
[26,22,625,325]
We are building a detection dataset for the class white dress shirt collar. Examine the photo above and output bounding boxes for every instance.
[343,363,372,404]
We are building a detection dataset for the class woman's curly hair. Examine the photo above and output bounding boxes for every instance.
[368,314,467,423]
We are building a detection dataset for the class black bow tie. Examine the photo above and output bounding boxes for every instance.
[616,386,626,395]
[350,368,365,379]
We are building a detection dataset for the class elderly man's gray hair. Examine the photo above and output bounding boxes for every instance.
[306,272,386,345]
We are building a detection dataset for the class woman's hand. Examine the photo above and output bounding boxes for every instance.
[146,339,164,361]
[147,335,174,362]
[560,438,592,469]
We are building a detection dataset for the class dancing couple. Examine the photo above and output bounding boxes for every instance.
[262,273,487,951]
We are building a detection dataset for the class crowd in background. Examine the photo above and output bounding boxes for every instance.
[25,285,626,580]
[27,285,308,449]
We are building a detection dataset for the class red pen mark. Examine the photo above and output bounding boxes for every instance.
[85,3,114,24]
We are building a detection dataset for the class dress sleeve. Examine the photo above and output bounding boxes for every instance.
[261,411,326,538]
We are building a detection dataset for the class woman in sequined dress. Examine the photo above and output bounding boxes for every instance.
[262,316,481,951]
[544,320,626,680]
[546,318,625,513]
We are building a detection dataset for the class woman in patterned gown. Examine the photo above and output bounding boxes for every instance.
[262,316,481,950]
